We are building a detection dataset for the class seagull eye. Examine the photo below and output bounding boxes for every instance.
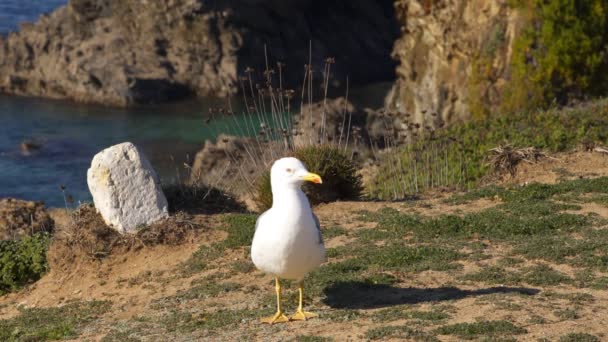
[286,168,293,173]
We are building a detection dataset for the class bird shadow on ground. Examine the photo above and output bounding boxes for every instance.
[323,281,540,309]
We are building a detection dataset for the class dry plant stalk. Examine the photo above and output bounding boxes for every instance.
[366,115,467,201]
[593,145,608,155]
[488,144,546,176]
[203,43,356,200]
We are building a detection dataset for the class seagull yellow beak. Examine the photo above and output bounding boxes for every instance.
[302,172,323,184]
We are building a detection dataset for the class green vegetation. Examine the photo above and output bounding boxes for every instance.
[370,100,608,199]
[554,308,580,320]
[8,174,608,340]
[365,325,439,341]
[180,214,256,276]
[293,336,334,342]
[255,145,363,211]
[371,307,450,323]
[435,320,526,339]
[154,280,242,308]
[0,300,110,341]
[367,134,466,200]
[469,17,508,119]
[504,0,608,112]
[0,232,50,295]
[165,308,261,331]
[463,265,572,286]
[559,333,601,342]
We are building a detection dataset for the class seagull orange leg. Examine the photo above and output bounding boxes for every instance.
[260,277,290,324]
[290,282,318,321]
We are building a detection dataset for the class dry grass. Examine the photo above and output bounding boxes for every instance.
[487,144,547,176]
[47,204,208,272]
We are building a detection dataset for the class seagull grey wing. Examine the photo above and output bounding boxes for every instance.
[312,213,324,245]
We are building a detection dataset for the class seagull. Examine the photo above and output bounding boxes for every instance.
[251,157,326,324]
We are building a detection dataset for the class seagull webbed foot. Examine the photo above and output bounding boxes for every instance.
[290,310,318,321]
[260,311,290,324]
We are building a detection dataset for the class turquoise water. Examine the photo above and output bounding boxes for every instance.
[0,81,389,208]
[0,95,236,207]
[0,1,392,207]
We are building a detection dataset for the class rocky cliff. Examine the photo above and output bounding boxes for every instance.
[385,0,521,126]
[0,0,398,106]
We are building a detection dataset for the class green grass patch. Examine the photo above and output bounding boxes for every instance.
[516,229,608,271]
[559,333,600,342]
[293,336,334,342]
[554,308,580,320]
[463,265,571,287]
[521,265,572,286]
[365,325,439,341]
[152,280,242,310]
[230,260,255,274]
[0,300,110,341]
[435,320,526,339]
[370,100,608,200]
[371,306,450,323]
[322,226,348,239]
[180,214,256,276]
[451,177,608,205]
[359,245,462,272]
[155,307,264,333]
[361,186,593,244]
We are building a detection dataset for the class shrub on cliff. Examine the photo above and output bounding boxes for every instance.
[503,0,608,112]
[0,232,50,294]
[254,145,363,212]
[369,99,608,200]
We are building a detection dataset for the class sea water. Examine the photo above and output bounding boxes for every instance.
[0,1,391,207]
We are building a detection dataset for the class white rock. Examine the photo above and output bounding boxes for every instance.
[87,142,168,233]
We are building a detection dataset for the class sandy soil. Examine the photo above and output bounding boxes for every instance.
[1,151,608,341]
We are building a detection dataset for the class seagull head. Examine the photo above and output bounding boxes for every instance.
[270,157,322,189]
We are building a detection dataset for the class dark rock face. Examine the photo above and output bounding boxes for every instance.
[385,1,518,125]
[0,198,54,240]
[0,0,398,106]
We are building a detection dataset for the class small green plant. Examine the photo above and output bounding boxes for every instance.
[255,145,362,211]
[0,232,50,295]
[0,300,110,341]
